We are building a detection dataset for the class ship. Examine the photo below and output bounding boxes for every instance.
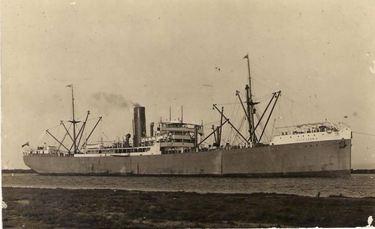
[22,55,352,177]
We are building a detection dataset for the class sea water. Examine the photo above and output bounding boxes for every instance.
[2,173,374,198]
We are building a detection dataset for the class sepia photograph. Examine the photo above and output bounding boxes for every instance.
[1,0,375,227]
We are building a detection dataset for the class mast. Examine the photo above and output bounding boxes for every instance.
[67,84,78,154]
[181,105,183,123]
[169,106,172,121]
[244,54,256,147]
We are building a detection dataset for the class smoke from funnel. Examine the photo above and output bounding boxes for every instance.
[90,92,140,109]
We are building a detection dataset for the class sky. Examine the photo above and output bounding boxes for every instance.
[2,0,375,169]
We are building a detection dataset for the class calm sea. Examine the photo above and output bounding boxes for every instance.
[2,173,375,198]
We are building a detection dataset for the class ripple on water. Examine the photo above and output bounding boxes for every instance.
[2,173,375,198]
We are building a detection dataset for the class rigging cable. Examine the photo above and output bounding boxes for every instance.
[352,131,375,137]
[230,102,242,143]
[231,115,246,145]
[224,99,239,144]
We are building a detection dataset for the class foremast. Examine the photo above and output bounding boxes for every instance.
[207,54,281,148]
[67,84,79,154]
[244,54,258,147]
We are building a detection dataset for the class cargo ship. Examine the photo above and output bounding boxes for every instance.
[23,55,352,177]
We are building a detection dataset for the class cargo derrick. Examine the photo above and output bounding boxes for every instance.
[44,84,102,156]
[201,54,281,148]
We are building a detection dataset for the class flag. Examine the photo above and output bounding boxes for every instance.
[21,142,29,148]
[66,84,73,88]
[243,54,249,59]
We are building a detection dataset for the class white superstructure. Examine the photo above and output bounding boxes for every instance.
[75,142,162,157]
[270,122,352,145]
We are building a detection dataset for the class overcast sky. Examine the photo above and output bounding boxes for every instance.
[2,0,375,169]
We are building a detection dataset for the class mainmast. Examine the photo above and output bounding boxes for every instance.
[67,84,78,154]
[244,54,257,147]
